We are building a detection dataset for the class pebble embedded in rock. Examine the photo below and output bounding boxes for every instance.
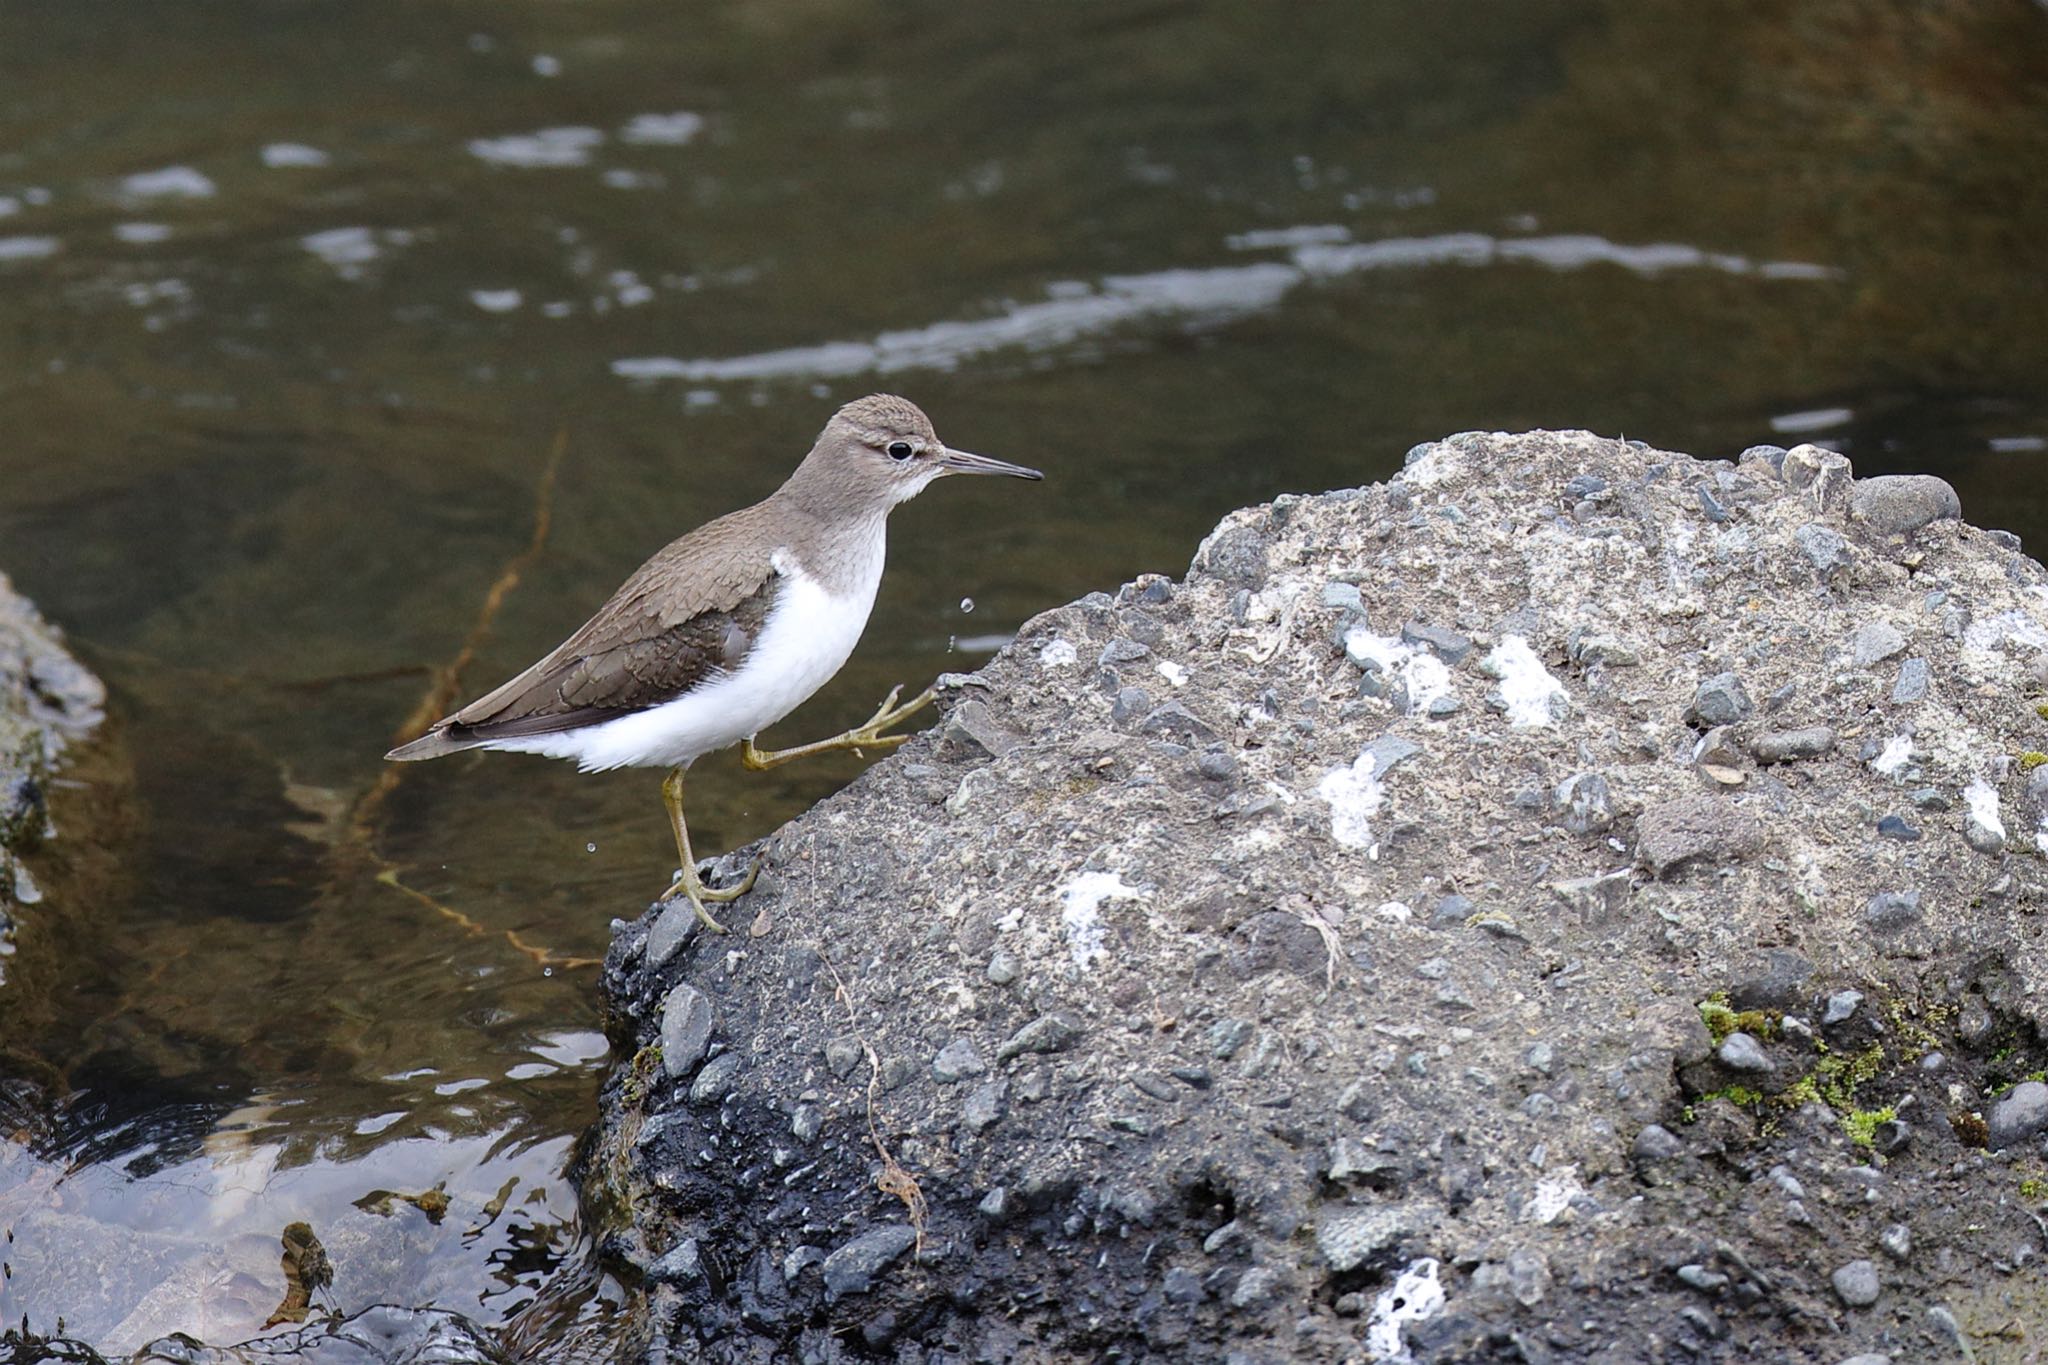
[791,1102,823,1143]
[933,1039,989,1083]
[1783,444,1853,510]
[1890,657,1930,704]
[961,1079,1007,1133]
[1957,995,1994,1048]
[1795,522,1852,575]
[651,1238,702,1283]
[1504,1248,1550,1307]
[821,1224,918,1301]
[997,1013,1081,1062]
[1987,1080,2048,1150]
[1864,889,1923,933]
[825,1035,863,1078]
[1314,1205,1435,1273]
[1138,700,1216,743]
[1830,1259,1880,1308]
[643,903,696,970]
[1361,734,1422,777]
[1823,990,1863,1025]
[1111,686,1150,724]
[1675,1263,1727,1293]
[1729,950,1812,1010]
[658,983,715,1079]
[1848,621,1907,668]
[986,949,1021,985]
[1321,581,1364,614]
[1097,637,1151,668]
[1328,1135,1396,1184]
[1635,794,1765,876]
[1631,1127,1684,1163]
[1429,894,1475,928]
[1208,1017,1254,1059]
[1964,805,2005,855]
[1685,672,1754,727]
[1695,482,1729,523]
[1556,772,1613,835]
[1717,1032,1773,1073]
[1874,815,1920,841]
[946,767,1003,815]
[1229,1265,1284,1309]
[1692,725,1747,782]
[1850,473,1962,537]
[1163,1266,1205,1305]
[1400,621,1472,664]
[689,1052,742,1105]
[1121,609,1166,648]
[1738,444,1788,476]
[1879,1223,1912,1262]
[938,699,1026,757]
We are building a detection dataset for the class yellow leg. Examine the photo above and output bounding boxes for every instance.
[741,685,936,771]
[657,766,761,934]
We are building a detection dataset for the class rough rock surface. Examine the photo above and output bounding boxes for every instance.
[0,570,106,977]
[590,433,2048,1362]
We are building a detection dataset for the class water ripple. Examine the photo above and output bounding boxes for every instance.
[614,231,1838,384]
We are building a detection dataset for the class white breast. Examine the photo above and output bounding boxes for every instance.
[487,537,885,772]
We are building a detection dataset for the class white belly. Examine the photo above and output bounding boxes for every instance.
[488,549,882,772]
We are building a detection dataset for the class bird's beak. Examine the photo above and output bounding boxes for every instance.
[937,447,1043,480]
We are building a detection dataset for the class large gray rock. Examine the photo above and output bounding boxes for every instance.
[0,571,107,979]
[590,431,2048,1363]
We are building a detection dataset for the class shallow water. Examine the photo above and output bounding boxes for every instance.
[1,0,2044,1352]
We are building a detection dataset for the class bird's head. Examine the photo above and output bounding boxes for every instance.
[803,394,1042,510]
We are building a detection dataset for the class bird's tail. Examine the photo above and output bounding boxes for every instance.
[384,726,482,762]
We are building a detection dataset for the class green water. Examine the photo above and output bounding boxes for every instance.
[1,0,2044,1351]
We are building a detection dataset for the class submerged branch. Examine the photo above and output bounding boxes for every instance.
[338,430,593,971]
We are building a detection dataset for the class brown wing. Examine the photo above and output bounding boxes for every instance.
[429,509,782,744]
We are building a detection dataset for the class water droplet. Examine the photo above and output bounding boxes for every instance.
[959,597,976,614]
[946,634,957,652]
[586,842,597,854]
[543,966,554,977]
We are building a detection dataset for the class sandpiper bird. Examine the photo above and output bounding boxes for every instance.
[386,394,1041,932]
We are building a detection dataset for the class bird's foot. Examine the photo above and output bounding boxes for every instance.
[658,851,764,934]
[741,684,937,769]
[845,683,937,752]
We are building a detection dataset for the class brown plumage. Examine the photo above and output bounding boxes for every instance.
[389,510,782,756]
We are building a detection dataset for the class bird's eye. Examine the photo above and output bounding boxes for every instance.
[886,441,914,461]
